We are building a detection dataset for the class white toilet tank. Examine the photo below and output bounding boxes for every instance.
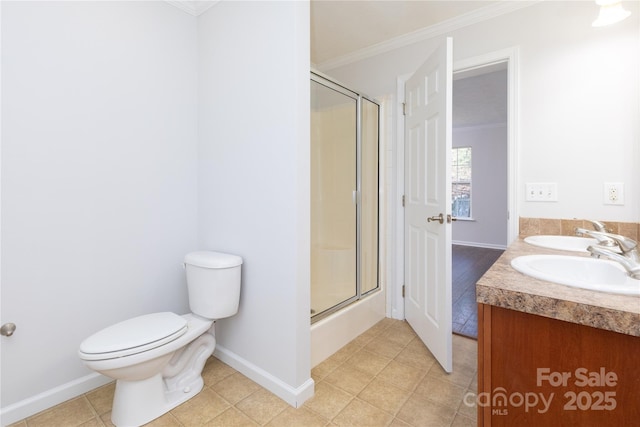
[183,251,243,319]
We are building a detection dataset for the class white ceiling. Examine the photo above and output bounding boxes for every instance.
[310,0,499,65]
[311,1,512,128]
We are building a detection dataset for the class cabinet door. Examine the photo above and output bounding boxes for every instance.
[478,304,640,426]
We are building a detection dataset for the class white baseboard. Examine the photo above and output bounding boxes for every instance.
[0,373,111,426]
[213,346,314,408]
[452,240,507,250]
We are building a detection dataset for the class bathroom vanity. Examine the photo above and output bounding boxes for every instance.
[476,238,640,426]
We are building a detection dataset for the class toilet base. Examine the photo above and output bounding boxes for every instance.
[111,372,204,427]
[109,329,216,426]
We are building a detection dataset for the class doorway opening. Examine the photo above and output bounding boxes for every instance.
[451,61,509,339]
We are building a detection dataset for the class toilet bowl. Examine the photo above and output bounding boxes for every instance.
[78,251,242,427]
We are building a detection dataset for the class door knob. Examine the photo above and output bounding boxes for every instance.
[427,213,444,224]
[1,323,16,337]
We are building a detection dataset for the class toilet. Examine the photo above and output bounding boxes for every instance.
[78,251,242,427]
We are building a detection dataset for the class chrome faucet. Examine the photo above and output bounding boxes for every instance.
[575,227,617,247]
[586,233,640,280]
[585,219,610,233]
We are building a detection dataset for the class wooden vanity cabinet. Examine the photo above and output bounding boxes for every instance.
[477,303,640,426]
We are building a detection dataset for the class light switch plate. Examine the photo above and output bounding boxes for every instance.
[525,183,558,202]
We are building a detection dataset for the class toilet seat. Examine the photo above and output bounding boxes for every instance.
[79,312,188,361]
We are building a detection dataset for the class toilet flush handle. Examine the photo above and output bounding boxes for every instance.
[1,323,16,337]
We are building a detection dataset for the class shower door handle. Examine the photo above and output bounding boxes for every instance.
[427,213,444,224]
[352,190,360,205]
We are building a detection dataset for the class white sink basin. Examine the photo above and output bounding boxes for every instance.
[511,255,640,296]
[524,235,599,252]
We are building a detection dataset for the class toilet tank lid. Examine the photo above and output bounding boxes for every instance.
[184,251,243,269]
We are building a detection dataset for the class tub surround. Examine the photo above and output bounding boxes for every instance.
[477,237,639,337]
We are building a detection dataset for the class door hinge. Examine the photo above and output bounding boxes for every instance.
[402,194,405,207]
[402,102,406,116]
[402,285,405,298]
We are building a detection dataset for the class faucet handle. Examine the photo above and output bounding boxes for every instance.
[574,227,617,247]
[606,234,637,254]
[585,219,609,233]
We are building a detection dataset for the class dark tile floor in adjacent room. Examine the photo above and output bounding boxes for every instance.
[452,245,504,339]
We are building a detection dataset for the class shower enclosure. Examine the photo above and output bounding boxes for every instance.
[310,71,380,322]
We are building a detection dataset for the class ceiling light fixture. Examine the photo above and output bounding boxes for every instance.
[592,0,631,27]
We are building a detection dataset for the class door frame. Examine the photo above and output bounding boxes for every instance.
[389,46,519,320]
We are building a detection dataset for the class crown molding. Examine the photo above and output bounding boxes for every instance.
[316,0,539,71]
[165,0,219,17]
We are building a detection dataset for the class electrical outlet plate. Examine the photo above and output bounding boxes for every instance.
[525,183,558,202]
[603,182,624,205]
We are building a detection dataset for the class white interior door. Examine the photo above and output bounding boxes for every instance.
[404,38,453,373]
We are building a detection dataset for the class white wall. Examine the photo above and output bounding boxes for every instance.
[452,124,508,248]
[323,1,640,224]
[197,1,312,405]
[1,1,198,421]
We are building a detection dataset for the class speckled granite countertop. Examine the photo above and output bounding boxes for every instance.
[476,238,640,337]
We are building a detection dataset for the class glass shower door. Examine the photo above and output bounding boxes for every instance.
[310,80,358,316]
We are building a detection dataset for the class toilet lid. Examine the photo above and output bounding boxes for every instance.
[79,312,188,360]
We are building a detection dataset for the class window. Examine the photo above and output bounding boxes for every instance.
[452,147,472,219]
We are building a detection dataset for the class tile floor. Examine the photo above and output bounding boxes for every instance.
[10,319,477,427]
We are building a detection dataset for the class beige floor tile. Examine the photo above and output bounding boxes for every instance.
[344,349,391,377]
[388,417,412,427]
[469,372,478,393]
[202,357,237,386]
[7,422,28,427]
[453,347,477,371]
[204,407,260,426]
[303,381,353,420]
[396,395,457,427]
[265,407,329,427]
[78,418,104,427]
[378,326,416,348]
[393,343,436,372]
[349,332,376,348]
[99,411,114,427]
[145,412,182,426]
[332,398,393,427]
[367,318,397,334]
[453,334,477,354]
[210,372,262,404]
[354,324,384,342]
[457,389,478,420]
[324,364,375,395]
[451,413,476,427]
[414,376,467,410]
[312,355,342,382]
[27,396,96,427]
[170,387,230,426]
[85,382,115,416]
[363,336,405,359]
[329,341,364,365]
[426,358,476,389]
[235,387,288,424]
[12,325,479,427]
[357,378,411,415]
[376,360,425,392]
[402,336,433,356]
